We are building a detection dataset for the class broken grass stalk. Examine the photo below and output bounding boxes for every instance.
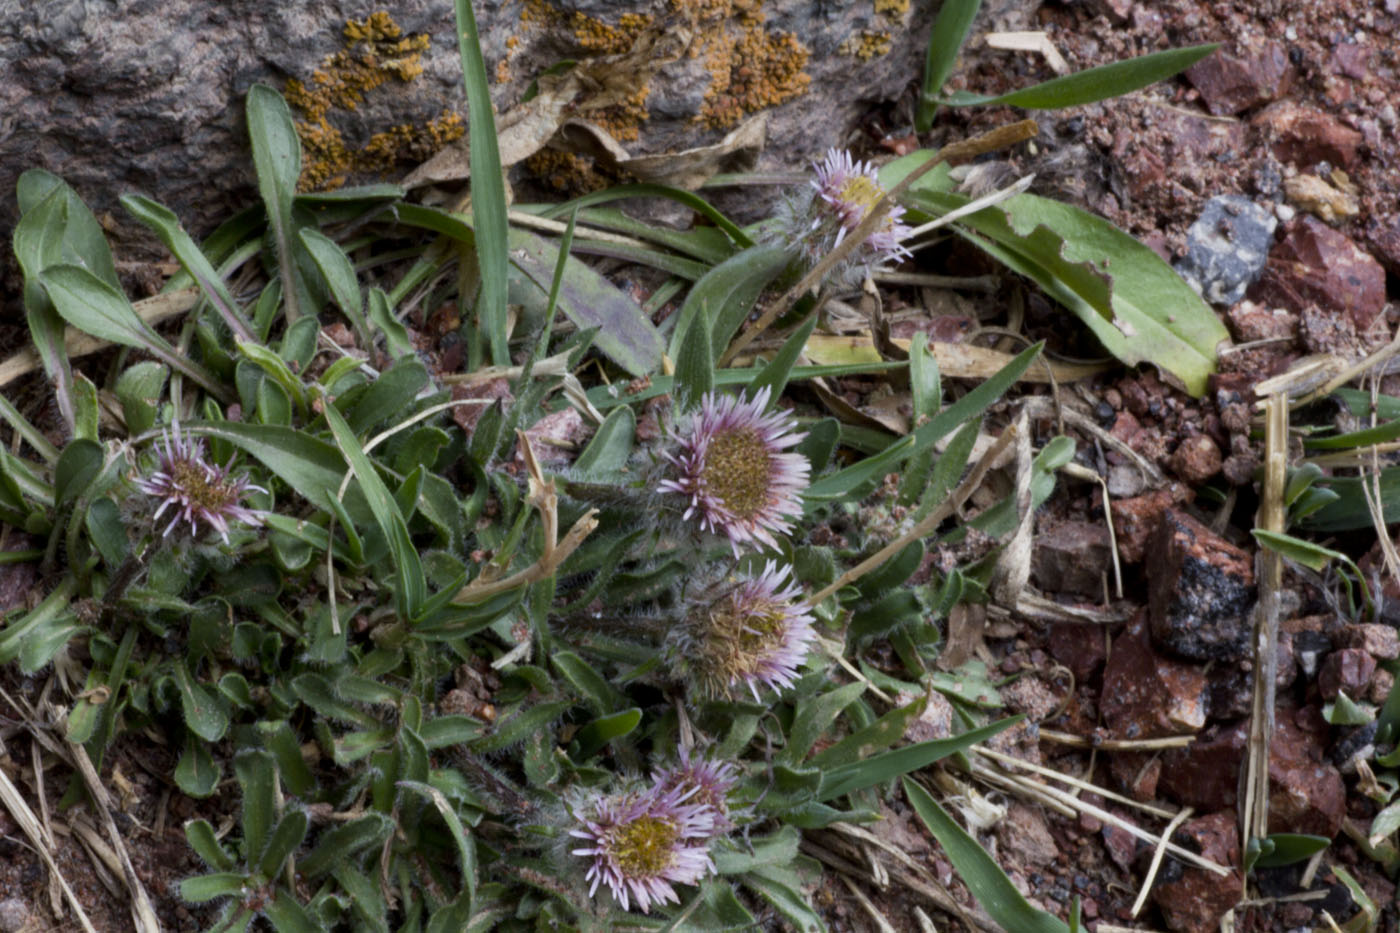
[452,431,599,604]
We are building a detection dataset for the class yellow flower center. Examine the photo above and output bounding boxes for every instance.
[171,461,235,511]
[610,815,678,876]
[838,175,885,215]
[702,428,771,520]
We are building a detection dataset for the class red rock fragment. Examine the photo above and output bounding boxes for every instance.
[1109,750,1161,801]
[1367,216,1400,278]
[1102,823,1139,872]
[1340,623,1400,660]
[996,803,1059,868]
[1251,216,1388,331]
[1253,100,1364,168]
[1317,648,1376,700]
[1102,613,1208,739]
[322,322,356,348]
[451,378,512,437]
[1047,623,1108,682]
[1160,722,1247,811]
[1185,41,1293,115]
[1269,705,1346,838]
[1225,301,1297,343]
[1170,435,1222,484]
[1369,668,1395,705]
[1152,811,1243,933]
[1110,485,1192,564]
[1147,510,1255,662]
[1328,42,1371,81]
[1031,520,1112,597]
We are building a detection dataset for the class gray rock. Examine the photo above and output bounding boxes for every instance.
[0,898,27,933]
[1173,194,1278,306]
[0,0,1008,283]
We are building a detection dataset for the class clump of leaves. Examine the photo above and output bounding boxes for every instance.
[0,2,1241,930]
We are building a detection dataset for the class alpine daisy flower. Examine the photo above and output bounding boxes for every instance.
[810,148,914,267]
[652,751,738,836]
[676,561,817,700]
[134,422,265,544]
[569,785,716,914]
[658,387,809,554]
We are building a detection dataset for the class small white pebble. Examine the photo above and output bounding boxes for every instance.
[1274,203,1296,223]
[1285,25,1297,40]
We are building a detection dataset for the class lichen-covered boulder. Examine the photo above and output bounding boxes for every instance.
[1,0,950,265]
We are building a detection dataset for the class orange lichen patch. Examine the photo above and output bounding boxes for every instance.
[591,86,652,142]
[874,0,909,15]
[524,150,613,195]
[571,11,652,54]
[286,12,463,190]
[693,4,810,130]
[838,29,892,61]
[360,114,466,173]
[497,58,512,84]
[515,1,810,139]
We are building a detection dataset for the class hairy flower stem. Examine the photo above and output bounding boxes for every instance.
[561,480,655,510]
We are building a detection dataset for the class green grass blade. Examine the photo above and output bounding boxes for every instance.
[806,341,1042,500]
[916,0,983,131]
[120,194,257,342]
[40,265,233,403]
[246,85,304,323]
[818,715,1021,801]
[400,780,477,907]
[907,188,1226,396]
[903,777,1070,933]
[299,228,371,349]
[747,309,819,405]
[943,44,1219,109]
[323,404,427,622]
[538,183,753,248]
[452,0,510,366]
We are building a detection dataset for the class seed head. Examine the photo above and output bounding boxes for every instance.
[658,387,808,555]
[674,561,817,700]
[652,750,739,836]
[134,422,265,544]
[811,148,915,264]
[568,785,716,913]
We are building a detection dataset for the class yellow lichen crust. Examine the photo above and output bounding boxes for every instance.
[681,0,811,130]
[571,10,653,54]
[592,86,652,143]
[838,29,892,61]
[874,0,908,15]
[286,12,464,191]
[523,150,613,195]
[517,1,811,139]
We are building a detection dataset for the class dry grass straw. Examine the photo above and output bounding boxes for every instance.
[1129,805,1194,917]
[800,829,993,933]
[453,430,598,604]
[968,758,1228,876]
[1038,729,1192,751]
[1241,394,1286,867]
[0,288,199,390]
[839,875,899,933]
[0,686,103,933]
